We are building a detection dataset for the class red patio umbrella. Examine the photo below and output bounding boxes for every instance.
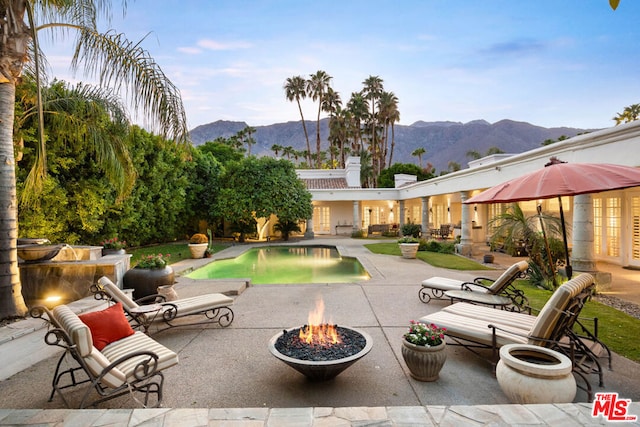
[464,157,640,278]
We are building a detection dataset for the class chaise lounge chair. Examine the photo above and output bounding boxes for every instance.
[419,260,530,310]
[419,273,611,399]
[94,276,235,333]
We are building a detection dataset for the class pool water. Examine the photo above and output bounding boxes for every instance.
[186,246,370,284]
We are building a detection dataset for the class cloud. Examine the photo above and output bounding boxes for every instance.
[177,46,202,55]
[481,38,547,57]
[197,39,253,51]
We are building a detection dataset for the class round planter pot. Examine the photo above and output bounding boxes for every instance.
[496,344,576,404]
[401,340,447,381]
[158,284,178,301]
[399,243,420,259]
[189,243,208,259]
[123,266,175,300]
[483,254,495,264]
[102,248,126,256]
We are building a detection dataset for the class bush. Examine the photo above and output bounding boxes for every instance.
[351,229,365,238]
[189,233,208,244]
[401,223,422,238]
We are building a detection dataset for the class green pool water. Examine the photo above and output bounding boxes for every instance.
[186,245,370,284]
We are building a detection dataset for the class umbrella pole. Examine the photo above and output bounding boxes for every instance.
[557,197,572,279]
[537,205,558,288]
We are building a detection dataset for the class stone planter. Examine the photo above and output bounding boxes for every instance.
[401,340,446,381]
[399,243,420,259]
[483,254,495,264]
[188,243,208,259]
[102,248,126,256]
[123,266,175,300]
[496,344,576,404]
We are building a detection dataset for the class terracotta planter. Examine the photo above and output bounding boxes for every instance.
[401,340,446,381]
[188,243,208,259]
[123,266,175,300]
[496,344,576,404]
[399,243,419,259]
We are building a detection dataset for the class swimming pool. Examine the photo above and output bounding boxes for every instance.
[186,245,370,284]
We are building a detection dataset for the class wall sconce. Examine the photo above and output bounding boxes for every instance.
[474,206,477,212]
[429,208,432,213]
[447,207,450,212]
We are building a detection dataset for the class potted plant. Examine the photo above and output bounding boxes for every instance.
[123,253,175,300]
[401,321,447,381]
[188,233,209,259]
[100,237,127,256]
[398,236,420,259]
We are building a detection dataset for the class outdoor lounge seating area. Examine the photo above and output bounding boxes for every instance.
[419,273,612,400]
[93,277,235,334]
[419,260,530,311]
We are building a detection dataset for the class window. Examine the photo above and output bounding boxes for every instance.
[313,206,330,233]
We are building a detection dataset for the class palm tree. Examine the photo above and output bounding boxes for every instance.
[466,150,481,160]
[378,91,399,169]
[412,147,426,168]
[346,92,368,153]
[362,76,384,177]
[271,144,283,157]
[613,103,640,125]
[0,1,188,320]
[307,70,332,168]
[242,126,256,156]
[282,145,295,161]
[284,76,312,165]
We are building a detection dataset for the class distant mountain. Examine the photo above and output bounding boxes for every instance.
[189,119,594,172]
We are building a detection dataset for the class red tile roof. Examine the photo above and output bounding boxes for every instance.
[302,178,349,189]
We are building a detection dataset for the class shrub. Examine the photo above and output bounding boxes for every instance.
[351,229,365,238]
[401,223,422,238]
[398,236,419,244]
[189,233,208,244]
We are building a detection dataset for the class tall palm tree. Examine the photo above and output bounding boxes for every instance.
[284,76,312,165]
[271,144,283,157]
[0,0,188,320]
[346,91,368,153]
[613,103,640,125]
[362,76,384,178]
[307,70,332,168]
[412,147,426,168]
[378,91,399,170]
[242,126,256,156]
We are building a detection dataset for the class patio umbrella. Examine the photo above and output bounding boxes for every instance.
[464,157,640,279]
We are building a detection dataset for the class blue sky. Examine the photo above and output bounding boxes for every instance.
[41,1,640,131]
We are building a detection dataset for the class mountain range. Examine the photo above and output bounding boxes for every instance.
[189,119,593,172]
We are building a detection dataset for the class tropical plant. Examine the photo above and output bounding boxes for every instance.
[307,70,332,167]
[1,0,188,319]
[135,253,170,269]
[613,103,640,125]
[284,75,312,165]
[274,219,301,241]
[411,148,426,168]
[404,321,446,347]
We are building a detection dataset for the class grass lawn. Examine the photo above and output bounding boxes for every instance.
[128,241,231,267]
[366,242,640,363]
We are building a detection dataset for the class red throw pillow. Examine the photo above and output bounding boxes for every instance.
[79,302,135,350]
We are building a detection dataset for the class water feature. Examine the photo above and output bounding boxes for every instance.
[186,245,369,284]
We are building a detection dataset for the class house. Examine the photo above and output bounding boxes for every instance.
[295,120,640,281]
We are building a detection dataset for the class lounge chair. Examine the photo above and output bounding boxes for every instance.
[419,273,610,399]
[419,260,530,310]
[94,276,235,333]
[31,304,178,408]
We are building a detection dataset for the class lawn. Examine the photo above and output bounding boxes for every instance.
[128,241,230,267]
[365,242,640,363]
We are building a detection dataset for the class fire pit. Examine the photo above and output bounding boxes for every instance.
[268,298,373,381]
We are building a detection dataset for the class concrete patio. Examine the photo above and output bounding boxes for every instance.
[1,237,639,425]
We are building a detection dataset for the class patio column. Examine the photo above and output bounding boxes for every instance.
[399,200,406,228]
[459,191,473,256]
[421,196,430,236]
[304,215,314,239]
[353,200,360,233]
[572,194,611,288]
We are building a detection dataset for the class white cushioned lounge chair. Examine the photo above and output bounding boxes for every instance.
[419,260,530,310]
[419,273,610,399]
[95,276,234,333]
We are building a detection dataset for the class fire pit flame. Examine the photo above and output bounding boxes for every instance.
[298,298,341,346]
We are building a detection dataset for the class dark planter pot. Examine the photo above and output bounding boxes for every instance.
[102,248,126,256]
[123,266,175,300]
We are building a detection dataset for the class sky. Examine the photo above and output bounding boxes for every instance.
[40,0,640,131]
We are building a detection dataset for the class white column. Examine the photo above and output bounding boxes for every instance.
[399,200,406,229]
[352,200,360,233]
[572,194,597,271]
[304,214,315,239]
[421,196,430,235]
[459,191,473,255]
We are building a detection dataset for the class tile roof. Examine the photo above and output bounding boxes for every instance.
[302,178,349,189]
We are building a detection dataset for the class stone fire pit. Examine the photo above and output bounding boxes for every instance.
[268,325,373,381]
